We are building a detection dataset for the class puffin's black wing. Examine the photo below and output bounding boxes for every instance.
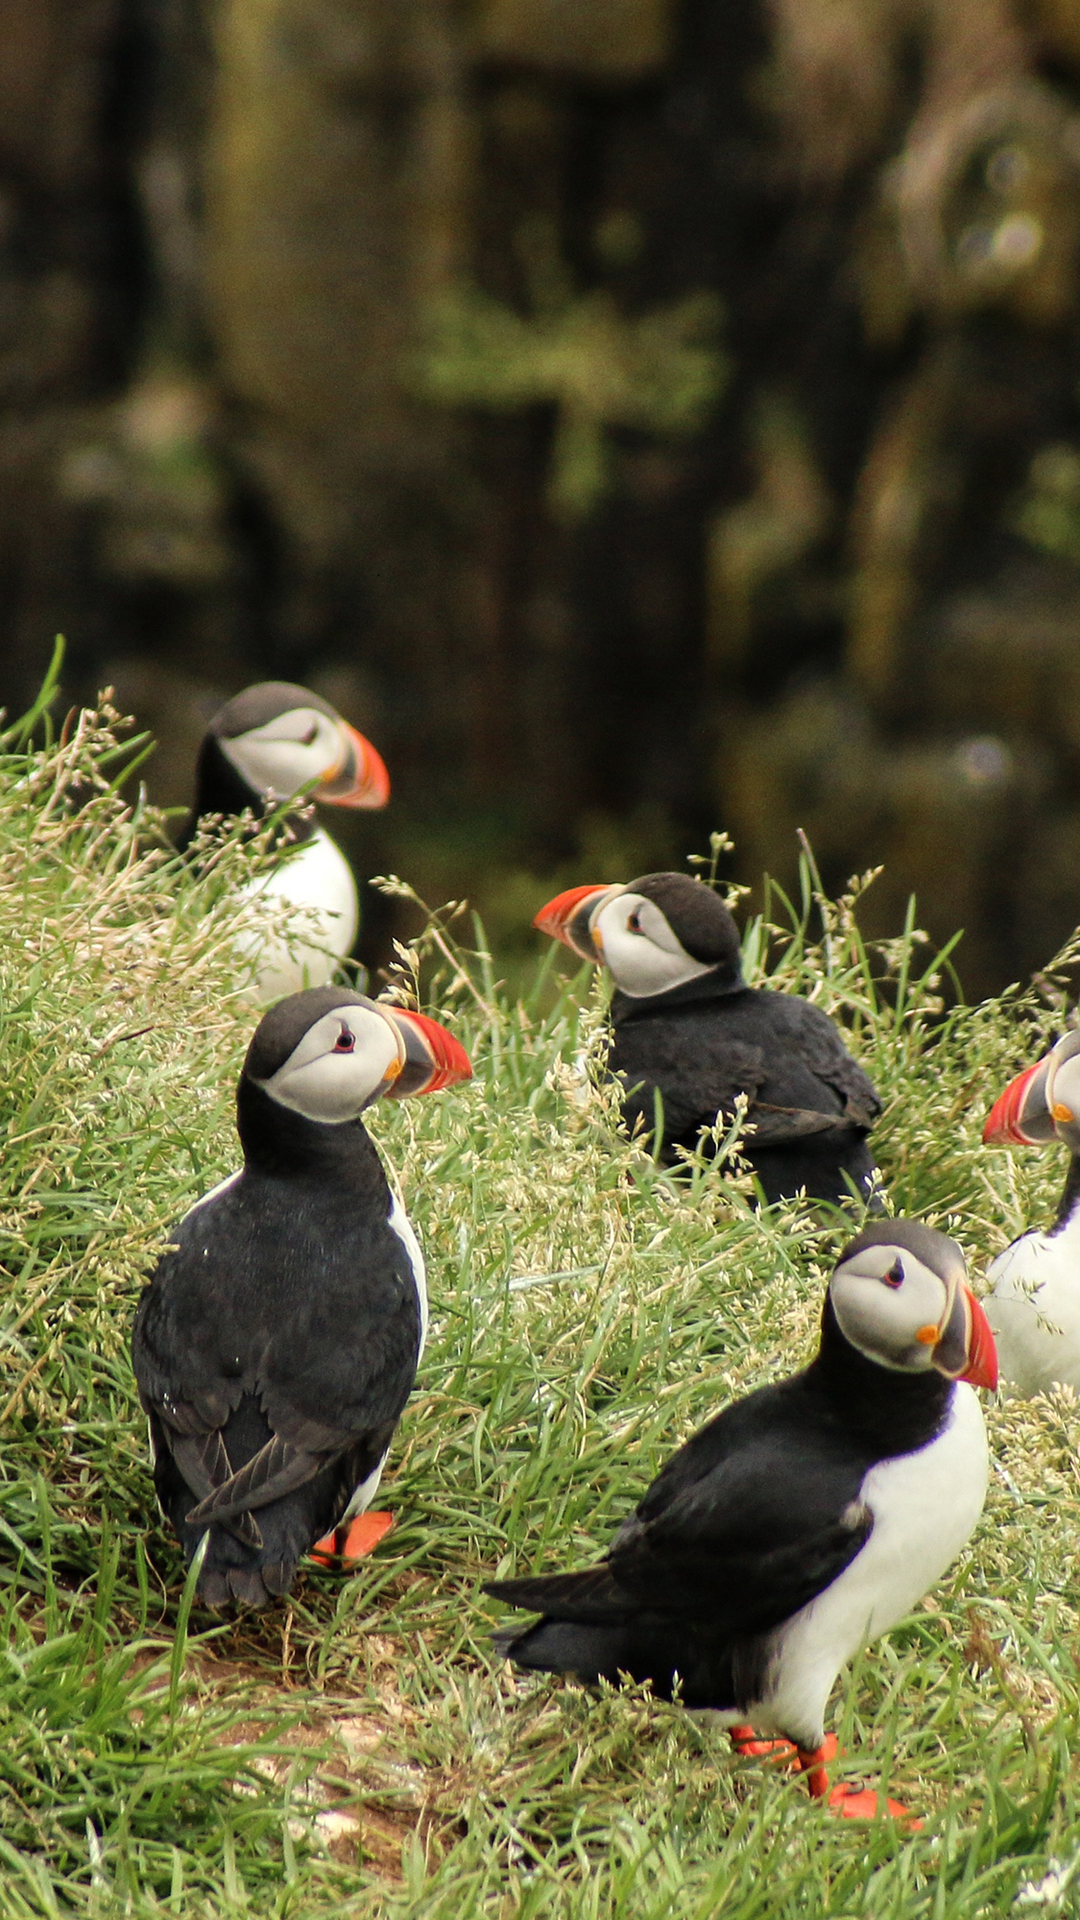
[487,1380,874,1641]
[742,1102,858,1144]
[488,1496,869,1643]
[134,1289,398,1532]
[182,1424,348,1530]
[613,1028,768,1147]
[612,995,879,1155]
[782,999,881,1130]
[130,1178,420,1544]
[132,1315,263,1548]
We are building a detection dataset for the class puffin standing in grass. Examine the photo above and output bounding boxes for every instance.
[535,872,881,1206]
[181,682,391,1000]
[132,986,471,1607]
[487,1222,996,1818]
[982,1031,1080,1395]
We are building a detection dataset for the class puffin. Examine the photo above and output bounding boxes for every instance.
[982,1030,1080,1396]
[131,985,472,1607]
[487,1221,996,1818]
[535,872,882,1206]
[180,682,391,1000]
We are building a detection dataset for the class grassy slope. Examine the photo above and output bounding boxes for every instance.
[3,713,1080,1918]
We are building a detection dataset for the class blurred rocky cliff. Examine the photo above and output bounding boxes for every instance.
[6,0,1080,990]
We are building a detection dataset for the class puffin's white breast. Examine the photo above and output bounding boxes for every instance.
[755,1384,988,1749]
[388,1193,428,1357]
[184,1169,242,1219]
[341,1455,389,1521]
[986,1221,1080,1398]
[338,1197,426,1521]
[236,826,360,1000]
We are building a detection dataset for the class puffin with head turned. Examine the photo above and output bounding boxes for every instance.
[982,1030,1080,1396]
[487,1221,997,1819]
[181,682,391,1001]
[535,872,882,1207]
[131,986,471,1608]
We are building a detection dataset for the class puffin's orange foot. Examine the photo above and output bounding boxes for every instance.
[729,1724,799,1764]
[826,1783,921,1826]
[309,1511,393,1569]
[795,1736,919,1821]
[795,1733,840,1799]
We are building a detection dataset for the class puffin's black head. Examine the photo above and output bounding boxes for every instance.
[195,681,390,819]
[827,1220,997,1389]
[242,986,472,1126]
[533,871,743,1000]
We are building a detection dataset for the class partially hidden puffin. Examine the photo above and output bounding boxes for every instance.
[131,986,471,1607]
[982,1030,1080,1396]
[181,682,391,1001]
[535,872,882,1206]
[487,1222,996,1818]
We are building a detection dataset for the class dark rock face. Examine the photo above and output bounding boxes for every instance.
[0,1,140,694]
[5,0,1080,992]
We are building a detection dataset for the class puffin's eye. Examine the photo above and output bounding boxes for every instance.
[300,724,318,747]
[333,1026,356,1053]
[881,1259,904,1289]
[627,910,643,934]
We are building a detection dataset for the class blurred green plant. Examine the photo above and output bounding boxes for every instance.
[414,219,727,521]
[1007,441,1080,564]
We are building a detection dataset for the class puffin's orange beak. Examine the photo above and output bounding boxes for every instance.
[957,1286,998,1392]
[533,884,613,962]
[982,1057,1052,1146]
[385,1009,472,1095]
[320,723,391,810]
[932,1280,998,1391]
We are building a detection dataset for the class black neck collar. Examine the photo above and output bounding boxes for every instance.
[805,1296,955,1458]
[236,1078,390,1194]
[1050,1154,1080,1235]
[610,968,747,1025]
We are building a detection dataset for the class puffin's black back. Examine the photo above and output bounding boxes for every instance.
[609,974,880,1205]
[132,1081,422,1606]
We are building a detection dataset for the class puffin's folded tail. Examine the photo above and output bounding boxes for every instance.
[490,1612,645,1682]
[484,1564,634,1624]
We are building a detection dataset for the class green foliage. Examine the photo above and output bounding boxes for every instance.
[1008,442,1080,566]
[414,220,727,521]
[4,702,1080,1913]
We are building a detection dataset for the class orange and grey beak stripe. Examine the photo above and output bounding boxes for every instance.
[380,1007,472,1097]
[929,1280,998,1392]
[319,722,391,810]
[982,1055,1056,1146]
[533,884,621,963]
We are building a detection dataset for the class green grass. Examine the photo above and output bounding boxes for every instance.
[4,696,1080,1916]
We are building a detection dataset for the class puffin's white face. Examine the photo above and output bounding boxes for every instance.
[830,1240,955,1375]
[1046,1037,1080,1151]
[219,706,349,804]
[591,890,715,999]
[252,1004,403,1122]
